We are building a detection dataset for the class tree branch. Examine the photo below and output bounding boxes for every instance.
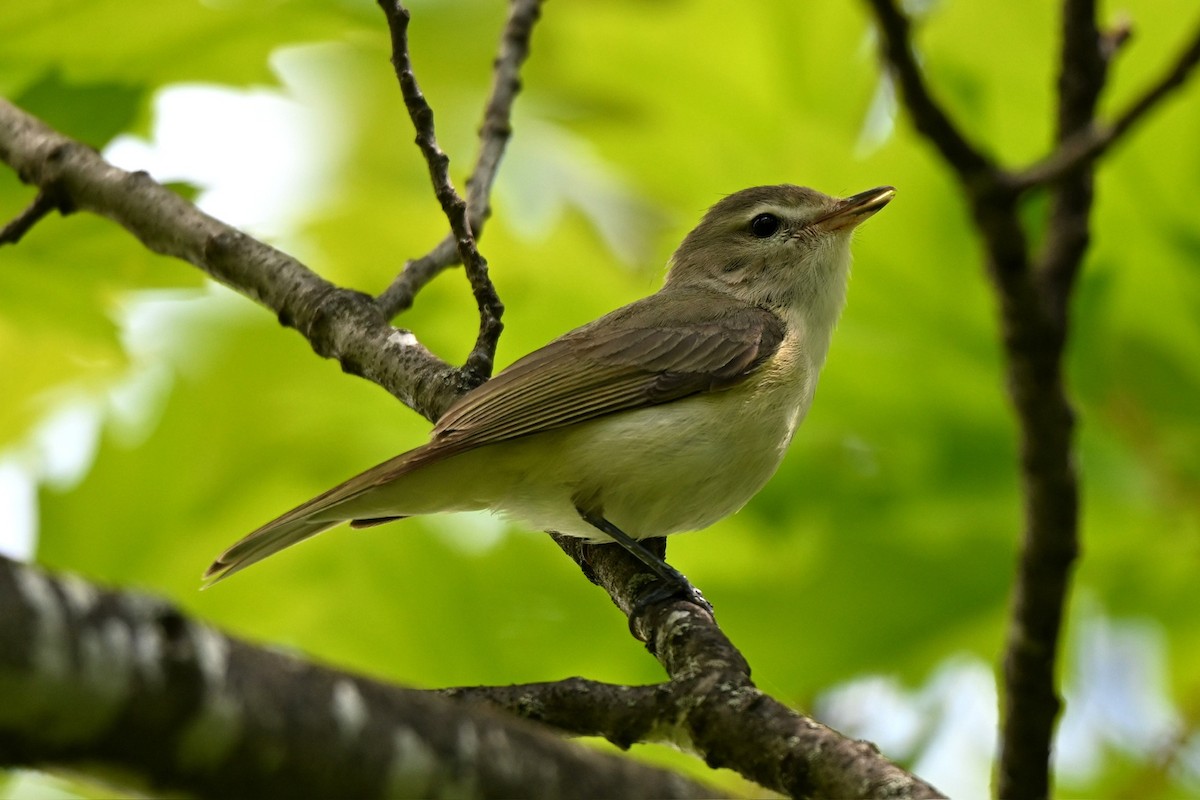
[863,2,1200,799]
[377,0,544,321]
[862,0,996,183]
[1013,15,1200,190]
[545,537,947,799]
[993,3,1104,796]
[466,0,541,234]
[377,0,506,386]
[441,679,669,748]
[0,98,467,423]
[0,187,63,245]
[0,555,720,799]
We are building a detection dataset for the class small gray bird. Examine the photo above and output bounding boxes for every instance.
[205,184,894,603]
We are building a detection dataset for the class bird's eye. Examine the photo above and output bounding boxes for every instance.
[749,213,780,238]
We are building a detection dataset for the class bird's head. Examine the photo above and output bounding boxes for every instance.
[665,184,895,327]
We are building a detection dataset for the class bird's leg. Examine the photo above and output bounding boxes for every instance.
[576,508,712,616]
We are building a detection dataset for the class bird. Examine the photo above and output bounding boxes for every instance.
[204,183,894,606]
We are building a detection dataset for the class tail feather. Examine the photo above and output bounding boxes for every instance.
[202,443,453,587]
[203,517,336,587]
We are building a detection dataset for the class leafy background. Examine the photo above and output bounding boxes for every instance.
[1,0,1198,797]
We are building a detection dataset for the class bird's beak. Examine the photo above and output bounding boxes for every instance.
[814,186,896,231]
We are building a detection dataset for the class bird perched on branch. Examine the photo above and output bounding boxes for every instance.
[205,183,895,608]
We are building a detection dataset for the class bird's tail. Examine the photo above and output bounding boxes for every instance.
[202,439,488,586]
[202,446,438,587]
[202,517,336,588]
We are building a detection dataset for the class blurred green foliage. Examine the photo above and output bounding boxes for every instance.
[2,0,1198,796]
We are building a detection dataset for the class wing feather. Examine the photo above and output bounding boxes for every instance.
[429,288,785,451]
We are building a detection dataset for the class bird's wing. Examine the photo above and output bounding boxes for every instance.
[204,290,784,584]
[429,289,786,450]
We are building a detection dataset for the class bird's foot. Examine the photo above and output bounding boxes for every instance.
[628,574,715,646]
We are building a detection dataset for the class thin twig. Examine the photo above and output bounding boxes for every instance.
[0,187,62,245]
[377,0,508,385]
[1099,15,1134,62]
[378,237,459,316]
[466,0,543,226]
[377,0,542,321]
[1013,16,1200,190]
[863,0,995,182]
[1115,710,1200,799]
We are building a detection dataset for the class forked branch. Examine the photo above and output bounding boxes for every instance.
[377,0,544,321]
[1014,15,1200,189]
[377,0,514,385]
[861,1,1200,798]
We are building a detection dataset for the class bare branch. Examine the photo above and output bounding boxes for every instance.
[858,4,1200,798]
[466,0,543,228]
[1013,15,1200,190]
[0,555,721,800]
[442,679,669,748]
[0,187,62,245]
[1054,0,1107,142]
[548,536,947,799]
[996,4,1122,795]
[377,0,505,386]
[993,316,1080,800]
[448,671,950,800]
[378,237,460,317]
[377,0,544,321]
[862,0,995,182]
[0,98,465,422]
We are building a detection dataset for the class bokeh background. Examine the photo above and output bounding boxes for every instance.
[1,1,1198,797]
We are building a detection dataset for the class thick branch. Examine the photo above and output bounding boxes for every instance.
[0,556,718,799]
[377,0,544,320]
[0,98,466,422]
[991,289,1079,800]
[378,0,505,386]
[865,3,1089,797]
